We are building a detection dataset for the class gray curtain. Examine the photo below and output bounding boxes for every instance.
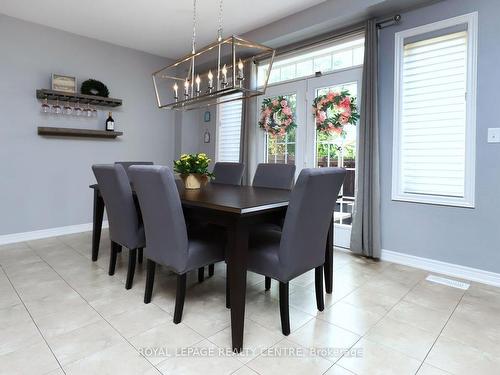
[240,61,257,185]
[350,19,381,258]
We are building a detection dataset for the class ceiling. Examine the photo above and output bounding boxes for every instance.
[0,0,327,59]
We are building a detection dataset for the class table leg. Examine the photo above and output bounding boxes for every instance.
[92,190,105,262]
[324,216,334,294]
[228,219,249,353]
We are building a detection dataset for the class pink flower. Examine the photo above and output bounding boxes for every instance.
[339,114,350,124]
[282,107,292,116]
[327,91,335,101]
[339,97,351,110]
[284,118,292,126]
[317,111,327,123]
[280,100,288,107]
[272,99,279,107]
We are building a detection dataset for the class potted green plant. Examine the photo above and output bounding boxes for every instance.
[173,153,213,189]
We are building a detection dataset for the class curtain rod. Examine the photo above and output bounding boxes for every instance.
[256,14,402,63]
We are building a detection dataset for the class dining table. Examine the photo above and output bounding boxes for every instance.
[89,180,334,352]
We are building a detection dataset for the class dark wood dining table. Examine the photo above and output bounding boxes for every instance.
[89,181,334,352]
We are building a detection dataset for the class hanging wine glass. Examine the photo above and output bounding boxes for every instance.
[84,103,92,117]
[74,101,82,116]
[91,106,98,117]
[63,101,72,115]
[41,97,51,113]
[52,99,62,114]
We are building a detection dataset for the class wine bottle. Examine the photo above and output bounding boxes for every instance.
[105,112,114,131]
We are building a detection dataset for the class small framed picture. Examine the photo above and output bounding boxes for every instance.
[52,74,77,93]
[204,111,211,122]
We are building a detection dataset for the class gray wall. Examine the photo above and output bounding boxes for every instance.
[378,0,500,272]
[0,15,175,235]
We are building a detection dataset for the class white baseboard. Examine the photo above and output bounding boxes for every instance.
[381,248,500,288]
[0,221,109,246]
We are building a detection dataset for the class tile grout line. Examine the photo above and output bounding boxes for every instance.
[329,272,429,374]
[25,240,167,374]
[413,291,466,374]
[0,264,67,375]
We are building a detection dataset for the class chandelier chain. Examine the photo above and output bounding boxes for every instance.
[192,0,197,53]
[217,0,223,41]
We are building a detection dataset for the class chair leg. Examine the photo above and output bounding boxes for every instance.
[108,241,119,276]
[125,248,137,290]
[144,259,156,304]
[265,276,271,291]
[226,266,230,309]
[198,267,205,283]
[174,273,187,324]
[138,248,143,264]
[315,266,325,311]
[279,282,290,336]
[208,264,215,277]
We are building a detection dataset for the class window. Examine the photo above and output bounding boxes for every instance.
[216,94,243,162]
[257,36,364,87]
[265,94,297,165]
[392,13,477,207]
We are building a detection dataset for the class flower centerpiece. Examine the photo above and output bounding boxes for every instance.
[313,90,359,135]
[258,96,297,136]
[173,153,213,189]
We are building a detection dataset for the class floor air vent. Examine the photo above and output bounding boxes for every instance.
[425,275,470,290]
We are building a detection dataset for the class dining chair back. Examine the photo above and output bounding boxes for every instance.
[129,165,189,273]
[280,167,346,280]
[252,163,296,190]
[212,162,244,185]
[92,164,143,249]
[92,164,145,289]
[115,161,154,179]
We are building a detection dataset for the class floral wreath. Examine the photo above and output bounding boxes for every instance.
[313,90,359,135]
[258,96,297,136]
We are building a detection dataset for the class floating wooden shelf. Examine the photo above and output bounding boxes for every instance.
[37,126,123,139]
[36,89,122,107]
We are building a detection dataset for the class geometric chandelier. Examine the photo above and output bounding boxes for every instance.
[152,0,275,111]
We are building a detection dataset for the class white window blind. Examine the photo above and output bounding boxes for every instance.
[216,94,243,162]
[392,13,477,207]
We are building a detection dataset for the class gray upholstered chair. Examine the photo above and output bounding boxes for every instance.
[252,163,296,190]
[211,162,244,186]
[129,165,226,324]
[252,163,297,291]
[115,161,154,179]
[115,161,153,262]
[92,164,145,289]
[247,167,346,335]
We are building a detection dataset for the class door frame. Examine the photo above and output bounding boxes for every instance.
[255,67,363,248]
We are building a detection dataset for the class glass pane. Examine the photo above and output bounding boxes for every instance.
[263,94,297,165]
[313,55,332,73]
[332,50,353,70]
[296,60,313,78]
[353,46,365,66]
[256,37,365,87]
[280,65,296,81]
[315,82,359,226]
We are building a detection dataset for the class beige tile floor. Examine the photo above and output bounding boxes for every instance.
[1,230,499,375]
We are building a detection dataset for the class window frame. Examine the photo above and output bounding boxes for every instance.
[391,12,478,208]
